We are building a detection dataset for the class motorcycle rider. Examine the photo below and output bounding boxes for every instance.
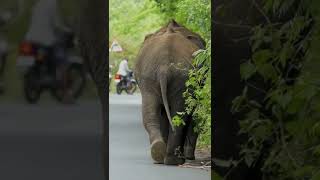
[24,0,73,103]
[117,58,132,87]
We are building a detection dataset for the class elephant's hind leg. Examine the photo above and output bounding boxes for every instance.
[142,93,166,164]
[160,105,169,144]
[164,98,187,165]
[184,119,199,160]
[165,126,187,165]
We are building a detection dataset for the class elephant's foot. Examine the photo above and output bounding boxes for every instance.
[164,155,185,165]
[150,139,166,164]
[184,147,195,160]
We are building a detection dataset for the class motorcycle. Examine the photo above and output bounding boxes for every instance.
[16,32,86,104]
[114,71,137,95]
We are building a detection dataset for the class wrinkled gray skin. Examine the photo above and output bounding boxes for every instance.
[134,20,206,165]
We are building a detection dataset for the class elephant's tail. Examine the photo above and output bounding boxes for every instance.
[159,67,175,132]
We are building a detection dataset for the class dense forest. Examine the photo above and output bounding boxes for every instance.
[214,0,320,179]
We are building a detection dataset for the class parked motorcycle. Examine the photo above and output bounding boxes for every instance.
[114,71,137,95]
[16,32,86,104]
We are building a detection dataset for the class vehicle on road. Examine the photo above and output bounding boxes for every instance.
[16,32,86,104]
[114,71,137,95]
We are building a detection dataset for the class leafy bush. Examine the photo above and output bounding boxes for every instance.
[153,0,211,41]
[232,0,320,179]
[173,41,211,146]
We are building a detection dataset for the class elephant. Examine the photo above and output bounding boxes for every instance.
[134,20,206,165]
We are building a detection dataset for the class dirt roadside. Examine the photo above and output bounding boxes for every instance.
[179,146,211,171]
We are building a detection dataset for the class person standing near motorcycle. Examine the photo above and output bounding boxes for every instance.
[24,0,73,103]
[117,58,132,86]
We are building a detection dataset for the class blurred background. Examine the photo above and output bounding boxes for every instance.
[0,0,99,103]
[0,1,104,179]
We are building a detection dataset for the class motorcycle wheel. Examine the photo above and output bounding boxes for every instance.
[24,70,41,104]
[126,81,137,95]
[52,64,86,102]
[116,83,123,95]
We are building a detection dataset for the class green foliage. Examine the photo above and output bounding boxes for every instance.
[232,0,320,179]
[109,0,166,65]
[173,41,211,146]
[153,0,211,41]
[212,170,223,180]
[172,114,186,127]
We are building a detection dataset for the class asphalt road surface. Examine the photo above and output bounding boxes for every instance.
[0,94,210,180]
[109,94,210,180]
[0,100,104,180]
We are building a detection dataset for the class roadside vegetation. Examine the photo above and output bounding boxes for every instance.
[215,0,320,179]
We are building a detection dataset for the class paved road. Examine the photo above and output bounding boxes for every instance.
[0,101,104,180]
[109,94,210,180]
[0,95,210,180]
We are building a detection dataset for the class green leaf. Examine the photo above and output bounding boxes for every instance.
[253,49,272,66]
[240,61,256,80]
[172,115,186,127]
[257,63,278,82]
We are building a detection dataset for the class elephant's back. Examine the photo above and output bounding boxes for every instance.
[135,33,198,82]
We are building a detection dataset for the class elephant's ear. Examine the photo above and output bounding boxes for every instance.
[187,35,206,49]
[144,33,153,42]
